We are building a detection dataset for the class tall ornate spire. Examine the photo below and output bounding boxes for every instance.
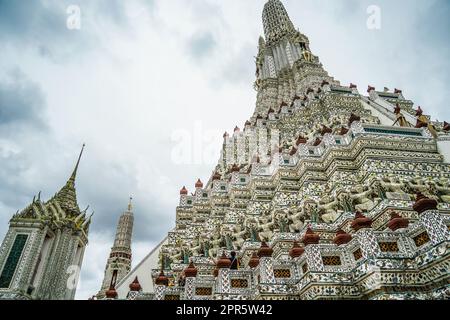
[50,144,85,216]
[255,0,337,116]
[262,0,296,44]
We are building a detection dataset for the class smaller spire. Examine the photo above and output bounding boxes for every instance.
[313,137,322,146]
[216,252,232,269]
[333,229,352,246]
[184,261,198,278]
[351,212,373,231]
[195,179,204,189]
[387,211,409,231]
[180,186,188,195]
[321,125,333,135]
[231,164,240,173]
[212,172,221,181]
[296,136,307,145]
[443,122,450,132]
[415,106,424,117]
[248,252,260,268]
[289,147,298,156]
[257,242,273,258]
[413,192,438,214]
[348,113,361,126]
[155,270,169,286]
[302,228,320,246]
[289,241,304,258]
[340,127,349,136]
[258,36,265,48]
[129,276,142,292]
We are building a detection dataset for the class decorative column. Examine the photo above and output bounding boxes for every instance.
[413,193,449,244]
[194,179,203,201]
[105,269,118,300]
[216,252,232,294]
[231,164,241,184]
[154,270,169,300]
[289,241,305,284]
[179,187,188,206]
[302,228,323,272]
[184,261,198,300]
[352,212,381,259]
[257,242,275,284]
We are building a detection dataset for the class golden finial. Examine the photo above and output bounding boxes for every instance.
[128,196,133,211]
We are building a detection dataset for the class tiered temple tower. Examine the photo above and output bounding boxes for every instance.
[0,145,92,300]
[114,0,450,300]
[254,0,338,117]
[97,198,134,299]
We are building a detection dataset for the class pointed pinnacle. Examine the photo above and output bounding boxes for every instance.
[128,196,133,211]
[69,143,86,183]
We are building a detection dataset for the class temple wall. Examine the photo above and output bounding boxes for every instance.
[116,237,168,298]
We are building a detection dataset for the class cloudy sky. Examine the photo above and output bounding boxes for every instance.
[0,0,449,299]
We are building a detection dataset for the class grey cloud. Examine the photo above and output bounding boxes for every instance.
[0,68,47,130]
[0,65,171,249]
[186,32,217,62]
[0,153,36,210]
[0,1,84,60]
[417,1,450,45]
[182,0,226,63]
[74,155,173,243]
[0,0,155,62]
[219,43,255,86]
[0,69,51,240]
